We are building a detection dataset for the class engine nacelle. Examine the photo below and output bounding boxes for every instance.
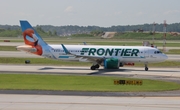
[104,58,119,69]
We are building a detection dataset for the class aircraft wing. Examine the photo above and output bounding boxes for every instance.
[72,54,112,61]
[61,44,112,61]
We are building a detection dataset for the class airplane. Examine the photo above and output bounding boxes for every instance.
[17,20,168,71]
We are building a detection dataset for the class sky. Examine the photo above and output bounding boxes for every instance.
[0,0,180,27]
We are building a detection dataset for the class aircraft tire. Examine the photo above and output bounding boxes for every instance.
[91,66,96,70]
[145,67,148,71]
[25,60,30,64]
[95,64,100,69]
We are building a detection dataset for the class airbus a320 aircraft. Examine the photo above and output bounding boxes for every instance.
[17,20,168,71]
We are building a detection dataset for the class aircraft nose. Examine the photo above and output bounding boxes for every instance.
[163,54,168,61]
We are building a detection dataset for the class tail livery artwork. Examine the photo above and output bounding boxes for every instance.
[17,20,168,71]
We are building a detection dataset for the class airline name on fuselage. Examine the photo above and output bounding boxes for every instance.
[81,48,139,56]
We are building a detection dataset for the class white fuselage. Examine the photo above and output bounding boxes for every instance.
[41,45,168,64]
[18,20,168,71]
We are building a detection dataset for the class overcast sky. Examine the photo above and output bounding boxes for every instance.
[0,0,180,27]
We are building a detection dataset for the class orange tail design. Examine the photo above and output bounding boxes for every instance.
[23,29,42,55]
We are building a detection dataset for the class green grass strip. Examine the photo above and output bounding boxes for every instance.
[0,57,91,66]
[0,74,180,92]
[0,46,17,51]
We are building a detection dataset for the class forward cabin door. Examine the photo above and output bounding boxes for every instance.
[144,48,149,60]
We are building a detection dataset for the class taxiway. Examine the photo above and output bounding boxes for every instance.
[0,49,180,110]
[0,65,180,110]
[0,94,180,110]
[0,65,179,77]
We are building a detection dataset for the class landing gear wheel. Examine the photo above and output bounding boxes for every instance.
[144,63,148,71]
[94,64,100,69]
[145,67,148,71]
[90,66,96,70]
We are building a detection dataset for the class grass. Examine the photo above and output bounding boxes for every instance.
[0,57,91,66]
[134,61,180,67]
[1,36,180,46]
[114,32,180,40]
[0,74,180,92]
[0,37,23,42]
[0,46,17,51]
[0,57,180,67]
[164,49,180,54]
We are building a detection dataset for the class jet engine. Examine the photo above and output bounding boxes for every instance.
[104,58,119,69]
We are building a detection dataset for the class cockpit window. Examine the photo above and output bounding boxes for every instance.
[154,51,162,54]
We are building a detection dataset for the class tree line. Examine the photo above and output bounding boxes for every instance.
[0,23,180,37]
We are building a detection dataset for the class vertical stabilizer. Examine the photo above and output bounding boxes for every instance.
[19,20,47,55]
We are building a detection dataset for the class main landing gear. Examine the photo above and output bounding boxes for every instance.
[145,63,148,71]
[90,64,100,70]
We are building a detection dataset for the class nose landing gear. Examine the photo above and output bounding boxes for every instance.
[145,63,148,71]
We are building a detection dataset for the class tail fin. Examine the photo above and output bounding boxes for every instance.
[20,20,47,46]
[19,20,47,55]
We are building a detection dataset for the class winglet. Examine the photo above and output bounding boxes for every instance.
[61,44,71,54]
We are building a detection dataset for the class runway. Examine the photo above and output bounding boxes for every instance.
[0,64,180,77]
[0,54,180,109]
[0,42,24,46]
[0,51,43,58]
[0,94,180,110]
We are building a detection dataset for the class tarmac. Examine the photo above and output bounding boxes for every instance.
[0,94,180,110]
[0,42,180,109]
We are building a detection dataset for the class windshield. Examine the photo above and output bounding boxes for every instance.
[154,51,162,54]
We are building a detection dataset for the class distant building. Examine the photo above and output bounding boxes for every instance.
[101,32,117,38]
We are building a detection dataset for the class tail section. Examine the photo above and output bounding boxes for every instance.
[18,20,47,55]
[20,20,47,46]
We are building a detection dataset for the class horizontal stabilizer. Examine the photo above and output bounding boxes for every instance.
[16,45,37,52]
